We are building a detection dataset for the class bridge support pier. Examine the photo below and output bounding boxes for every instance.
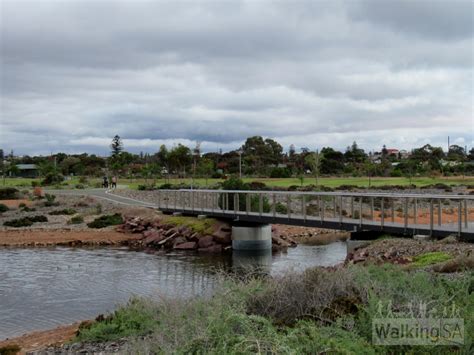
[232,223,272,251]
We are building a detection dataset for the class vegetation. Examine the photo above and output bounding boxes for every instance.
[49,208,77,215]
[0,203,9,213]
[87,213,123,228]
[68,215,84,224]
[0,344,21,355]
[3,215,48,227]
[164,216,218,235]
[0,187,19,200]
[412,251,452,267]
[44,194,60,207]
[75,264,472,354]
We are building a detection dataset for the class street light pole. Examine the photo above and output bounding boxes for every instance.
[237,149,243,179]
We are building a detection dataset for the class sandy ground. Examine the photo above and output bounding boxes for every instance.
[0,228,141,246]
[0,323,81,354]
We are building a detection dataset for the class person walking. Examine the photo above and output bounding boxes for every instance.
[111,176,117,189]
[102,176,109,189]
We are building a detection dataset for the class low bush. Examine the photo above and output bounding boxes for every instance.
[412,251,452,267]
[68,215,84,224]
[274,202,288,214]
[41,172,64,186]
[21,206,36,212]
[0,344,21,355]
[138,184,156,191]
[0,187,19,200]
[44,194,60,207]
[78,176,89,184]
[4,217,34,227]
[0,204,9,213]
[18,202,26,208]
[87,213,123,228]
[49,208,77,215]
[75,184,85,189]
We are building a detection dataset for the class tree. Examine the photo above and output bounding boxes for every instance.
[110,135,123,157]
[168,144,192,177]
[305,150,323,186]
[196,158,215,185]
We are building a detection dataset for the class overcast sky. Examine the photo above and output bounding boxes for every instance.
[1,0,473,156]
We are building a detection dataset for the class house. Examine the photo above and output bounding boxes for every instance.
[13,164,39,178]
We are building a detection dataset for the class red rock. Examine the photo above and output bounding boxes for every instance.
[198,244,222,253]
[172,236,187,246]
[198,235,214,248]
[174,242,197,250]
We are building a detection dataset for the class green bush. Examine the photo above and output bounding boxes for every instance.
[75,184,85,189]
[69,215,84,224]
[18,202,26,208]
[21,206,36,212]
[78,176,89,184]
[4,217,34,227]
[87,213,123,228]
[270,167,291,178]
[0,204,9,213]
[44,193,60,207]
[49,208,77,215]
[0,187,19,200]
[275,202,288,214]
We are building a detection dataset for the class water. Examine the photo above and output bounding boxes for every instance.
[0,243,346,340]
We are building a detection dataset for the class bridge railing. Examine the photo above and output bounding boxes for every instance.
[155,189,474,236]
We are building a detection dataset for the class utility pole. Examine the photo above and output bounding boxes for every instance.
[237,149,243,179]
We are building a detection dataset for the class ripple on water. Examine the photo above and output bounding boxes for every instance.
[0,242,346,339]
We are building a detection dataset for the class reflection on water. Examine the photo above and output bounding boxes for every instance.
[0,242,346,339]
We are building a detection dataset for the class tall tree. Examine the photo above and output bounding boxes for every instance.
[110,135,123,157]
[305,150,323,186]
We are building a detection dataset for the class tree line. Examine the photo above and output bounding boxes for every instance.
[1,135,473,182]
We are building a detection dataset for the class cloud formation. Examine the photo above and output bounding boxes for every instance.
[1,0,472,155]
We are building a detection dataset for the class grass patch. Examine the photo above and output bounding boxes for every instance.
[164,216,218,235]
[74,264,472,354]
[68,215,84,224]
[87,213,123,228]
[412,251,452,267]
[49,208,77,215]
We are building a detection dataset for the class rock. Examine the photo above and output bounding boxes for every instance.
[188,232,199,242]
[198,235,214,248]
[212,230,232,244]
[174,241,197,250]
[172,236,187,247]
[198,244,222,253]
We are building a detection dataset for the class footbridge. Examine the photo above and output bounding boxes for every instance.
[150,189,474,242]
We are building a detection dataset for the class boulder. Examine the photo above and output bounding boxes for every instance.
[172,236,187,247]
[198,235,214,248]
[174,242,197,250]
[212,230,232,244]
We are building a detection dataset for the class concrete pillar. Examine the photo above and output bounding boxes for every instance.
[232,224,272,251]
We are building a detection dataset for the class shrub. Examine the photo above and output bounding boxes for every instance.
[44,194,60,207]
[95,203,103,214]
[0,187,19,200]
[31,181,40,187]
[275,202,288,214]
[33,186,43,198]
[270,167,291,178]
[4,217,34,227]
[49,208,77,215]
[87,213,123,228]
[29,215,48,223]
[69,215,84,225]
[0,204,9,213]
[78,176,89,184]
[412,252,452,267]
[0,344,21,355]
[138,184,155,191]
[21,206,36,212]
[75,184,85,189]
[159,183,173,190]
[248,181,268,190]
[41,172,64,186]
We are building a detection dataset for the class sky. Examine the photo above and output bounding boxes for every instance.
[1,0,473,156]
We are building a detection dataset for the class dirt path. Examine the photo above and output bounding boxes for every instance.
[0,323,81,354]
[0,229,141,247]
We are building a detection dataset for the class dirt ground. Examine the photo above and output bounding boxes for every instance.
[0,323,81,354]
[0,229,141,246]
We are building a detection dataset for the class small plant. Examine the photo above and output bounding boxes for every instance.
[49,208,77,215]
[78,176,89,184]
[69,215,84,224]
[0,204,9,213]
[21,206,36,212]
[95,203,103,214]
[28,215,48,223]
[412,252,452,267]
[44,194,60,207]
[0,344,21,355]
[33,186,43,199]
[75,183,85,189]
[275,202,288,214]
[4,217,34,227]
[0,187,19,200]
[18,202,26,208]
[87,213,123,228]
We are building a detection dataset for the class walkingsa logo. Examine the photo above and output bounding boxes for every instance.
[372,301,464,346]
